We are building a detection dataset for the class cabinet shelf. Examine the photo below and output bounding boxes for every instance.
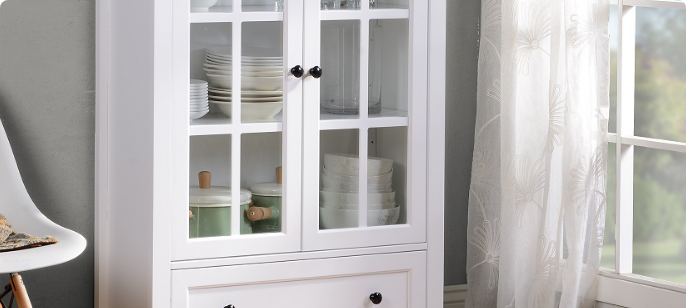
[189,113,283,135]
[319,108,408,130]
[190,6,283,23]
[320,8,409,21]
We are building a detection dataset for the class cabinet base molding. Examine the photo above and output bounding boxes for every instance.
[444,284,468,308]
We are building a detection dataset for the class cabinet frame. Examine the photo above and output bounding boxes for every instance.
[95,0,445,307]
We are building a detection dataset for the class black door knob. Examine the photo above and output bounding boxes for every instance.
[290,65,304,78]
[309,66,323,79]
[224,305,235,308]
[369,292,382,304]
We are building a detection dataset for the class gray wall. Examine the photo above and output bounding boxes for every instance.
[0,0,477,306]
[0,0,95,307]
[445,0,480,286]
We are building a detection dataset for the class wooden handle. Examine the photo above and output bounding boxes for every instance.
[276,166,282,184]
[10,273,33,308]
[189,210,194,220]
[246,206,274,222]
[199,171,211,188]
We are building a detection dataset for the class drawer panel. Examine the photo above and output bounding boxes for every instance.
[191,271,408,308]
[172,251,426,308]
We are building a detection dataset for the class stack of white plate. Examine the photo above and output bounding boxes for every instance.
[190,79,209,120]
[318,154,400,229]
[203,47,285,121]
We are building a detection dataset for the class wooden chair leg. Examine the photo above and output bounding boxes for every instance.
[9,274,31,308]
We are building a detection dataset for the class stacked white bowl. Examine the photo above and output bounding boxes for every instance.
[203,47,284,121]
[190,79,209,120]
[319,153,400,229]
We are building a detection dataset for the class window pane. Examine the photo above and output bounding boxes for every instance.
[608,5,617,134]
[634,7,686,143]
[633,147,686,285]
[601,142,616,270]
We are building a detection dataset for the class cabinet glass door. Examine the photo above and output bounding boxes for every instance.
[171,0,303,260]
[302,0,427,250]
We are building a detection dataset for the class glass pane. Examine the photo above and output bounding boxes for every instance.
[192,0,233,13]
[633,147,686,285]
[634,7,686,143]
[243,0,282,12]
[609,5,617,134]
[192,23,233,123]
[241,22,284,124]
[369,19,409,117]
[243,133,283,234]
[368,127,406,226]
[320,21,361,118]
[601,142,616,270]
[370,0,409,9]
[320,0,362,10]
[189,135,234,238]
[319,129,361,229]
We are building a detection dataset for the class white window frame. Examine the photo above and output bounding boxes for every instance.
[600,1,686,307]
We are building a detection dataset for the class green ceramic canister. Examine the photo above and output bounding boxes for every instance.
[247,167,283,233]
[189,171,253,238]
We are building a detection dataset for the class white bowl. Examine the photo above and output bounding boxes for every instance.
[207,74,233,88]
[211,101,283,120]
[190,109,209,120]
[241,76,282,91]
[322,166,392,184]
[323,154,394,176]
[319,190,395,206]
[242,71,284,78]
[191,0,218,10]
[321,174,393,193]
[319,205,400,229]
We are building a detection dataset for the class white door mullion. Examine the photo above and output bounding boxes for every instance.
[615,1,636,275]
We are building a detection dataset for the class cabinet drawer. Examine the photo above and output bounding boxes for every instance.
[172,251,426,308]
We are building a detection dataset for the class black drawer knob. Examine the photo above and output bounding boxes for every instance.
[369,292,382,304]
[290,65,304,78]
[309,66,323,79]
[224,305,235,308]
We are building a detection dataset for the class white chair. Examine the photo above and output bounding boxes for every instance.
[0,100,86,305]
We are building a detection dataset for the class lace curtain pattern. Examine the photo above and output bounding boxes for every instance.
[466,0,610,307]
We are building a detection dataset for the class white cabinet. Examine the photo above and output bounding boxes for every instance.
[97,0,445,307]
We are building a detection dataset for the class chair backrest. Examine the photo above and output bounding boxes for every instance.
[0,115,49,235]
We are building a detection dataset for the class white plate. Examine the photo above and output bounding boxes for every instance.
[208,95,232,102]
[207,46,282,58]
[190,79,208,86]
[241,97,283,103]
[241,66,283,72]
[203,63,233,70]
[209,88,283,97]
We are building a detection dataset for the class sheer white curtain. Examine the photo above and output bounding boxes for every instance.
[466,0,610,307]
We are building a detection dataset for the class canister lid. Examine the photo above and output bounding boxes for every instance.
[189,186,252,205]
[250,183,282,197]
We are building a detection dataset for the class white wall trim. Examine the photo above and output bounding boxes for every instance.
[444,284,468,308]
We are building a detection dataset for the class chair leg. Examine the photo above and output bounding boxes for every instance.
[0,283,12,308]
[9,274,31,308]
